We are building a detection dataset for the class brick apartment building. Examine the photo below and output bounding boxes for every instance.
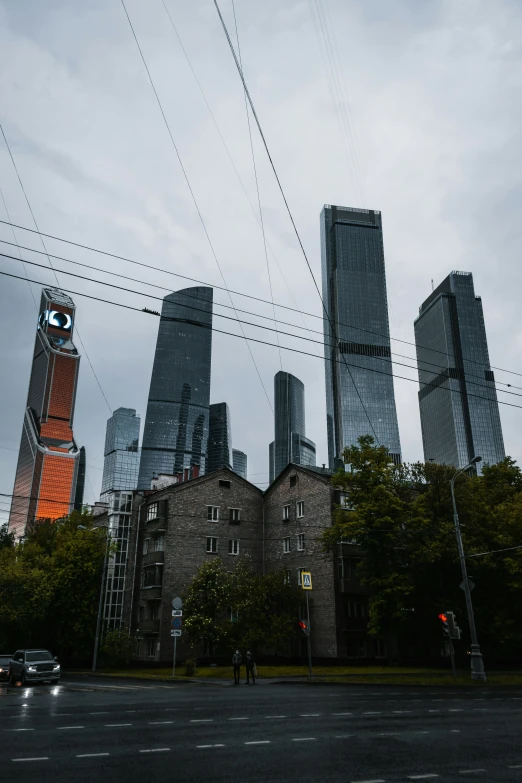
[96,464,384,663]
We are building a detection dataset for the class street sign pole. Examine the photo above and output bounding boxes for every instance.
[172,635,177,678]
[449,639,457,681]
[306,591,312,681]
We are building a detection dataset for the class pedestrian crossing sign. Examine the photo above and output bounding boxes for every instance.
[302,571,312,590]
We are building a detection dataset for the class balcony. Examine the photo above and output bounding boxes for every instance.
[146,517,167,533]
[142,550,164,567]
[338,578,372,595]
[137,619,160,634]
[140,586,162,600]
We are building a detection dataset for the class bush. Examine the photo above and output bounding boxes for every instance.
[100,628,136,667]
[185,658,196,676]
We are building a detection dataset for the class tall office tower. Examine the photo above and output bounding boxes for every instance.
[321,204,402,468]
[207,402,232,473]
[100,408,140,500]
[414,271,505,472]
[73,446,86,511]
[138,287,213,489]
[9,288,81,539]
[232,448,247,480]
[269,371,316,483]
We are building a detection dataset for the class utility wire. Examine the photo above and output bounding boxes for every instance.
[3,268,522,413]
[0,184,38,309]
[2,218,520,383]
[2,249,518,402]
[120,0,273,414]
[230,0,282,370]
[213,0,379,443]
[2,240,518,397]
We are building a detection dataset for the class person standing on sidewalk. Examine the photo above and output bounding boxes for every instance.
[232,650,242,685]
[245,650,256,685]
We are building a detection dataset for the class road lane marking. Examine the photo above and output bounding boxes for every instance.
[265,715,286,719]
[105,723,132,727]
[139,748,170,753]
[149,721,174,725]
[190,719,213,723]
[450,729,460,733]
[449,709,463,712]
[292,737,316,742]
[363,711,382,715]
[228,717,249,721]
[408,776,439,780]
[428,710,440,713]
[90,711,110,715]
[350,779,385,783]
[459,770,486,775]
[57,725,85,730]
[7,728,34,731]
[197,744,225,748]
[415,731,429,734]
[378,732,398,736]
[300,713,320,717]
[332,712,353,716]
[393,710,411,714]
[335,734,354,738]
[245,740,271,745]
[77,753,110,758]
[508,765,522,769]
[13,757,49,762]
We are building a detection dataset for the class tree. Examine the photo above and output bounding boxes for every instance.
[101,628,137,667]
[183,557,301,655]
[322,436,522,659]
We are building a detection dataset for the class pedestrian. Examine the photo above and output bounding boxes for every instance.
[232,649,242,685]
[245,650,256,685]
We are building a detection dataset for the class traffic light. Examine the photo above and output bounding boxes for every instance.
[438,613,450,637]
[298,620,309,636]
[446,611,462,640]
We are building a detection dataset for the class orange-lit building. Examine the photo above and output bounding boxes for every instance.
[9,288,81,539]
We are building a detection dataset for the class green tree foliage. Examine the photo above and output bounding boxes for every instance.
[322,436,522,658]
[0,510,106,661]
[183,557,301,655]
[100,628,137,667]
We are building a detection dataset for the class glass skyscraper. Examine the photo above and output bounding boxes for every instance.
[414,271,505,472]
[137,287,213,489]
[100,408,140,499]
[73,446,87,511]
[207,402,232,473]
[9,288,81,539]
[269,371,316,483]
[232,448,247,480]
[321,204,401,467]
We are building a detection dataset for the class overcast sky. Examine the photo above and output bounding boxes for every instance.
[1,0,521,519]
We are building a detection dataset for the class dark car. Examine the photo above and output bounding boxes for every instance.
[0,655,12,682]
[9,649,60,685]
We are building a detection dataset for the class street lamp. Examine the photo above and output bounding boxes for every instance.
[449,456,486,682]
[78,524,110,672]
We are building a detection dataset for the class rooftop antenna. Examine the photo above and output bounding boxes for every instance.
[431,279,434,291]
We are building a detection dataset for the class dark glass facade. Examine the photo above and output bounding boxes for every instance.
[137,287,213,489]
[321,205,401,467]
[101,407,140,498]
[414,271,505,472]
[9,288,81,539]
[232,448,247,480]
[73,446,86,511]
[269,371,316,483]
[207,402,232,473]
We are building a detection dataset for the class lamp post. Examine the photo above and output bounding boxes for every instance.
[449,456,486,682]
[78,524,111,672]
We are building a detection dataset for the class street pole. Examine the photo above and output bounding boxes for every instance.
[450,458,486,682]
[92,531,110,673]
[172,636,177,678]
[305,591,312,681]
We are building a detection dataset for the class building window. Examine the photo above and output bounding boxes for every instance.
[283,504,290,521]
[146,502,159,521]
[154,535,165,552]
[150,604,160,620]
[145,638,156,657]
[229,508,241,523]
[289,475,297,487]
[297,567,308,586]
[229,607,239,622]
[283,537,291,554]
[297,533,305,551]
[143,538,150,555]
[296,501,305,518]
[228,539,239,556]
[338,557,360,580]
[219,480,231,488]
[138,605,145,621]
[141,565,163,588]
[206,537,218,554]
[345,599,367,618]
[207,505,219,521]
[284,569,292,585]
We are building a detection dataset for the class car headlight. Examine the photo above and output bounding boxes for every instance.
[0,668,4,673]
[53,665,60,670]
[27,666,37,672]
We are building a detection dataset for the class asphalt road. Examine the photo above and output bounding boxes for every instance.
[2,675,522,782]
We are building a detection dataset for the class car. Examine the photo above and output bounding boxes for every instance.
[9,649,60,685]
[0,655,12,682]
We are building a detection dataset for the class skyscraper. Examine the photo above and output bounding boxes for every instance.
[232,448,247,480]
[9,288,81,539]
[321,204,401,467]
[414,271,505,472]
[100,408,140,500]
[207,402,232,473]
[137,287,213,489]
[73,446,86,511]
[269,371,316,483]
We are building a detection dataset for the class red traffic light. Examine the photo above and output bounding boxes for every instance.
[298,621,307,631]
[438,613,447,622]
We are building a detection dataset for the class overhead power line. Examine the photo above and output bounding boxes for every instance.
[1,218,520,383]
[2,248,519,402]
[119,0,273,414]
[3,268,522,413]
